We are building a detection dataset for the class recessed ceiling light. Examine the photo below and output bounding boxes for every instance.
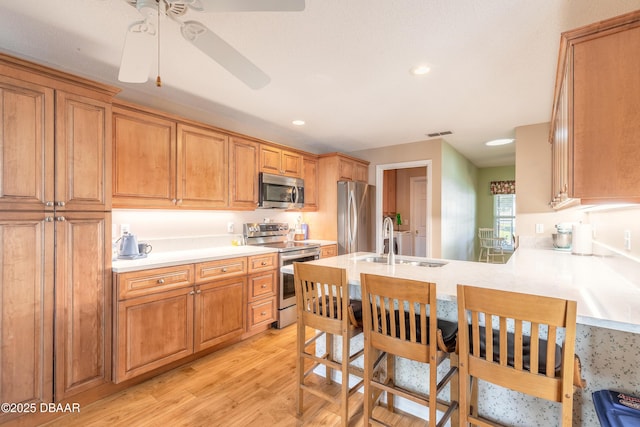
[292,120,305,126]
[410,65,431,76]
[485,138,515,146]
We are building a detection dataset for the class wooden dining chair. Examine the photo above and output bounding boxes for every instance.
[456,284,586,426]
[294,262,364,427]
[360,273,459,427]
[478,228,505,263]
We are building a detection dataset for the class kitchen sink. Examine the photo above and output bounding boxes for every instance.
[360,256,447,268]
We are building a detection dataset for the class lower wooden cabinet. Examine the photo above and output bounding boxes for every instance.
[195,276,247,351]
[115,287,194,382]
[113,254,277,383]
[320,244,338,258]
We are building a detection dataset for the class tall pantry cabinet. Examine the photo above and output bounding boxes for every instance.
[0,54,119,420]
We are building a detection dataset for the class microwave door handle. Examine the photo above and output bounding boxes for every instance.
[291,186,298,204]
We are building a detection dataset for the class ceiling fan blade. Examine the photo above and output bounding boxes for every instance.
[188,0,305,12]
[118,20,157,83]
[181,21,270,89]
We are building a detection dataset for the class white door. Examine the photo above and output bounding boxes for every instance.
[410,177,427,257]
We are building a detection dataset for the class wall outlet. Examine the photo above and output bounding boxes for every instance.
[624,230,631,251]
[535,224,544,234]
[227,222,234,233]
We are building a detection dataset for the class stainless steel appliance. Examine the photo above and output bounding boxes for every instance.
[258,172,304,209]
[337,181,375,255]
[243,222,320,328]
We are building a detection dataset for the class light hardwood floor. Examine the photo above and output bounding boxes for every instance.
[43,326,426,427]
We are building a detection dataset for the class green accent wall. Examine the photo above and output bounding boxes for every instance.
[476,165,515,258]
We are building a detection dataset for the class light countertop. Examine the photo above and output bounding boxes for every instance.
[282,248,640,334]
[112,245,278,273]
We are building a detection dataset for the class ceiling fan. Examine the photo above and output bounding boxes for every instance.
[118,0,305,89]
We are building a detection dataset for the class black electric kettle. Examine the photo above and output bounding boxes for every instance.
[117,232,146,259]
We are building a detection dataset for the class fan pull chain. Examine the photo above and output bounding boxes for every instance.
[156,0,162,87]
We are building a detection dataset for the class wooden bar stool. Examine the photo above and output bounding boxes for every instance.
[456,284,586,426]
[360,273,459,427]
[294,263,364,427]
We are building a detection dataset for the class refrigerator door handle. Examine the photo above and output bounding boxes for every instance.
[348,190,358,251]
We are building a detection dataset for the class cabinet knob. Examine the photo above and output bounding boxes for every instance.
[172,199,177,204]
[196,290,201,294]
[221,267,227,272]
[45,201,54,207]
[261,311,267,316]
[56,201,66,207]
[157,278,165,284]
[261,284,267,288]
[189,290,195,295]
[176,199,183,206]
[261,261,267,266]
[45,216,54,222]
[55,216,66,222]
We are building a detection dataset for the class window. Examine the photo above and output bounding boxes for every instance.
[494,194,515,250]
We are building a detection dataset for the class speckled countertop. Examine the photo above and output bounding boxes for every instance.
[282,248,640,334]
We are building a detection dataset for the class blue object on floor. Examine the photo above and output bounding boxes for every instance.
[593,390,640,427]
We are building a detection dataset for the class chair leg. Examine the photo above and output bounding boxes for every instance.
[386,353,395,412]
[470,376,479,419]
[364,338,373,426]
[296,322,305,415]
[326,333,334,385]
[340,331,349,427]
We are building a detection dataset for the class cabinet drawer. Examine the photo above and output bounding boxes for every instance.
[117,264,195,300]
[248,270,276,302]
[248,253,277,273]
[248,297,276,329]
[196,257,247,283]
[320,244,338,258]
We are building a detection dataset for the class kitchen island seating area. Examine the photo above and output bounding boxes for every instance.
[360,273,459,427]
[294,263,365,427]
[456,284,586,427]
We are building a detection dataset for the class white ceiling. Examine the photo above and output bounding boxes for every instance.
[1,0,639,168]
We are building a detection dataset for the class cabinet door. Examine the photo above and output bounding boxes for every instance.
[572,25,640,201]
[115,287,194,383]
[338,158,354,181]
[56,91,111,211]
[0,213,54,422]
[194,276,246,352]
[355,162,368,183]
[302,156,318,211]
[383,169,396,214]
[112,107,177,208]
[259,144,282,175]
[54,212,111,400]
[0,76,54,211]
[320,244,338,258]
[229,137,259,209]
[177,124,229,209]
[281,150,302,177]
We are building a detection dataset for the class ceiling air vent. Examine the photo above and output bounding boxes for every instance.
[426,130,453,138]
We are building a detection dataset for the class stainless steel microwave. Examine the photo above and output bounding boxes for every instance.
[258,172,304,209]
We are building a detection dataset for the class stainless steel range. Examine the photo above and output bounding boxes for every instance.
[243,223,320,328]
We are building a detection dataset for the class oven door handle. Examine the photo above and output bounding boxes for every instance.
[280,252,319,262]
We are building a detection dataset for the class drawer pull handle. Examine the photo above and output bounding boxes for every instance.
[261,311,267,316]
[157,279,165,284]
[221,267,227,272]
[261,284,267,288]
[261,261,267,266]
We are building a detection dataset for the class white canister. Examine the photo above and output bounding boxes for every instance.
[572,224,593,256]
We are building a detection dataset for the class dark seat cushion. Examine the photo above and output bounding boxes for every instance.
[473,326,562,375]
[314,296,363,325]
[381,310,458,351]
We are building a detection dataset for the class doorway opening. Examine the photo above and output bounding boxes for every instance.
[375,160,432,257]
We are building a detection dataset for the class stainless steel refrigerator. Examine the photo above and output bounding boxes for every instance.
[337,181,375,255]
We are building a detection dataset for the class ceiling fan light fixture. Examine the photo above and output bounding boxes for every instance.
[485,138,515,146]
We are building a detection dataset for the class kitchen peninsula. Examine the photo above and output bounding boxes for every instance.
[283,248,640,425]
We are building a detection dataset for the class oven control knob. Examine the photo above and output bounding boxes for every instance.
[278,225,285,231]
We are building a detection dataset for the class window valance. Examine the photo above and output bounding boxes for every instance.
[490,180,515,195]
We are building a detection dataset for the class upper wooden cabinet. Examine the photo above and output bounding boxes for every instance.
[383,169,397,215]
[0,75,54,211]
[301,155,319,211]
[112,106,177,208]
[177,124,229,209]
[56,91,112,211]
[549,11,640,207]
[259,144,302,177]
[229,137,260,209]
[338,155,368,183]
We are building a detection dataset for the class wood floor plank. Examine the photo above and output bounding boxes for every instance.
[42,326,427,427]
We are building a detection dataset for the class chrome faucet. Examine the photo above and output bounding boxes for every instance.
[383,216,395,265]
